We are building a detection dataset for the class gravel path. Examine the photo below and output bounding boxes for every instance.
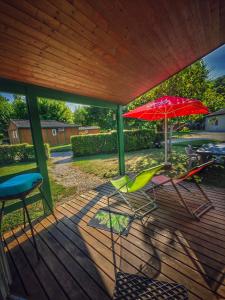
[50,152,106,194]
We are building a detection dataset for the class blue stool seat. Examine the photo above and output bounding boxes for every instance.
[0,173,43,198]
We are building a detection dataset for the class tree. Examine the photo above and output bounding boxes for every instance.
[0,96,14,136]
[11,95,74,123]
[74,105,116,130]
[38,98,73,123]
[202,83,225,112]
[129,60,209,110]
[12,95,28,119]
[213,75,225,97]
[74,106,89,125]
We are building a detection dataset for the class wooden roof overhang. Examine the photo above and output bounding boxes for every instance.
[0,0,225,106]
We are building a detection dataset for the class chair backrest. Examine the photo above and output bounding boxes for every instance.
[127,164,165,193]
[176,160,214,181]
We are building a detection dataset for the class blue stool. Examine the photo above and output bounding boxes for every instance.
[0,173,57,259]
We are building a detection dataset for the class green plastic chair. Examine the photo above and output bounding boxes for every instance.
[109,164,165,218]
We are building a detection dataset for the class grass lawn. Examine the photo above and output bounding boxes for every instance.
[0,161,76,232]
[73,147,187,178]
[73,141,225,187]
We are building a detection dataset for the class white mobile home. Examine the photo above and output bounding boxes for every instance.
[205,109,225,132]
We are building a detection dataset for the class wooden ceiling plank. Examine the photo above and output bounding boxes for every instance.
[0,50,131,99]
[0,0,224,103]
[0,53,131,100]
[0,78,118,108]
[0,7,135,84]
[45,0,154,75]
[1,1,148,82]
[85,0,172,71]
[0,41,130,90]
[2,32,148,94]
[0,64,126,103]
[0,35,134,89]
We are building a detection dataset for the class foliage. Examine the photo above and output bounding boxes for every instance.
[71,132,117,156]
[0,94,75,137]
[213,75,225,97]
[201,83,225,112]
[127,60,225,128]
[0,143,50,164]
[74,106,115,130]
[180,127,191,133]
[12,95,28,119]
[11,95,74,123]
[71,129,156,156]
[0,96,14,135]
[38,98,74,123]
[73,106,89,125]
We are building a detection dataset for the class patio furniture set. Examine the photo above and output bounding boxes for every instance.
[185,143,225,169]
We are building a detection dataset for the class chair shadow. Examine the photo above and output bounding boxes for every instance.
[144,213,225,294]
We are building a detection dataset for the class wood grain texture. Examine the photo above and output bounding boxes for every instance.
[0,0,224,103]
[3,181,225,299]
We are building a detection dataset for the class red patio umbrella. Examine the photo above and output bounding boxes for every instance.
[123,96,209,163]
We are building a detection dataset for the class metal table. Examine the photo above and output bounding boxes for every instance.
[196,143,225,164]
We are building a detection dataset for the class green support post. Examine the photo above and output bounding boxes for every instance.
[116,105,125,175]
[26,90,53,213]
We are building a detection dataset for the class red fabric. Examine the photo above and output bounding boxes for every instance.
[178,161,213,181]
[123,96,209,121]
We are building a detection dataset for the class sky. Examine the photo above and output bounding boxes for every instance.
[203,44,225,79]
[1,44,225,109]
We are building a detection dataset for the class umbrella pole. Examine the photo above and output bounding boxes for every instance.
[165,116,168,164]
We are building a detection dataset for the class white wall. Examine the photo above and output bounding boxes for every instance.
[205,115,225,132]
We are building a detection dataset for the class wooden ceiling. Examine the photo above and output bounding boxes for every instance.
[0,0,224,105]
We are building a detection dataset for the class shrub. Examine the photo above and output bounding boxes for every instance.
[0,143,50,164]
[0,133,3,143]
[71,129,156,156]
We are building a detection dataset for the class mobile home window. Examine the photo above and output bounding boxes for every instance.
[52,129,57,136]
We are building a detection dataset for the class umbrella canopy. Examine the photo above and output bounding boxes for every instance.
[123,96,209,120]
[123,96,209,163]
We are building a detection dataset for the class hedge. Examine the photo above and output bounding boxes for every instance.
[71,129,157,156]
[0,143,50,164]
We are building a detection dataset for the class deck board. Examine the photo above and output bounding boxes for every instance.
[3,182,225,300]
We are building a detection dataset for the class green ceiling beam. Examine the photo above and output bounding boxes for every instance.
[0,78,118,109]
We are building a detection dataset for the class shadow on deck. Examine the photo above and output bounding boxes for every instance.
[3,182,225,300]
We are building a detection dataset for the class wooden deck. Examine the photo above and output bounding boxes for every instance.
[3,182,225,300]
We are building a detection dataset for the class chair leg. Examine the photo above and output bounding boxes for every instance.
[171,180,196,219]
[39,187,58,223]
[0,201,5,234]
[21,197,40,260]
[194,180,212,204]
[133,190,158,219]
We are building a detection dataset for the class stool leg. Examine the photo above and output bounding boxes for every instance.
[39,187,58,223]
[23,207,26,228]
[0,201,5,234]
[21,197,40,260]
